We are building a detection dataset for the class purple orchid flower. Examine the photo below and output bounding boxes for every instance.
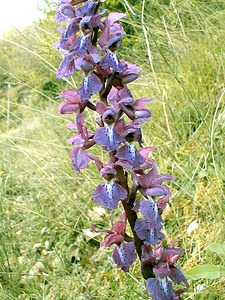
[134,198,165,245]
[98,13,127,73]
[71,146,92,173]
[112,241,137,272]
[69,16,99,61]
[92,213,137,271]
[100,50,127,73]
[69,114,97,173]
[75,0,105,18]
[76,57,103,100]
[56,0,76,23]
[94,102,124,152]
[100,36,127,73]
[57,89,82,114]
[137,161,175,198]
[57,18,80,50]
[92,164,127,209]
[113,119,155,164]
[93,178,125,209]
[56,51,76,79]
[77,72,103,100]
[142,243,188,300]
[118,61,141,84]
[98,12,126,49]
[115,143,146,170]
[134,218,164,245]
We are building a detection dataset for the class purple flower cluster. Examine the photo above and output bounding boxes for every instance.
[55,1,188,299]
[142,242,189,299]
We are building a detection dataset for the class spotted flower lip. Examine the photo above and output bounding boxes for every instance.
[92,180,127,209]
[134,218,165,245]
[100,51,127,73]
[70,33,94,55]
[134,198,165,245]
[77,72,103,101]
[113,241,137,272]
[115,143,153,171]
[94,124,124,152]
[146,277,178,300]
[93,164,127,209]
[115,144,145,170]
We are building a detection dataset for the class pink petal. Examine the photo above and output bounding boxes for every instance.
[101,233,124,247]
[58,101,80,114]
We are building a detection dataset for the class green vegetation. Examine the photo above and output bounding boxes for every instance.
[0,1,224,299]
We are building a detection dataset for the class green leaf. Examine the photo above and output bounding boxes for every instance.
[208,243,225,257]
[186,264,225,280]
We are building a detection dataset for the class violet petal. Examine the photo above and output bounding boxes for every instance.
[146,277,177,300]
[112,242,137,272]
[92,181,127,210]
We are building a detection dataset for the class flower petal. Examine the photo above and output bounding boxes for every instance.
[146,277,177,300]
[112,242,136,272]
[71,147,91,173]
[92,181,127,210]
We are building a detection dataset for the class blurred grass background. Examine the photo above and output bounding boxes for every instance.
[0,0,224,299]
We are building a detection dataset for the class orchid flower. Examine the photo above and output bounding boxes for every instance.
[142,243,189,299]
[94,102,124,152]
[92,213,137,271]
[92,164,127,209]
